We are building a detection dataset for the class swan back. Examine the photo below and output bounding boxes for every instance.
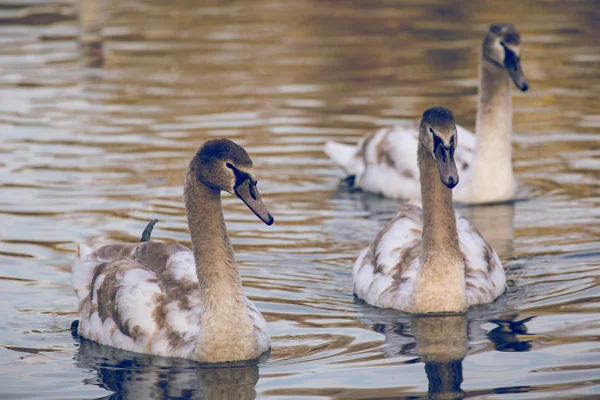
[73,241,270,360]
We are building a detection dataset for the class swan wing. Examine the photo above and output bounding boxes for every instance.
[74,241,270,359]
[456,213,507,306]
[74,242,202,358]
[353,202,422,310]
[325,123,476,200]
[245,299,270,353]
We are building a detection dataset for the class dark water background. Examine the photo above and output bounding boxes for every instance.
[0,0,599,398]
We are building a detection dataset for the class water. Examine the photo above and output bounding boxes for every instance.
[0,0,599,398]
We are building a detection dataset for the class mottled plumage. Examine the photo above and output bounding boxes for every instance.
[73,241,269,360]
[353,202,506,311]
[325,23,528,204]
[352,107,507,313]
[72,138,274,363]
[324,123,475,201]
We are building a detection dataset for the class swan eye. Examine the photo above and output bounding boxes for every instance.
[226,162,234,170]
[429,127,434,134]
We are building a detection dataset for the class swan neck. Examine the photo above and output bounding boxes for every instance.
[415,144,466,312]
[470,55,515,203]
[184,168,258,362]
[418,144,461,260]
[184,170,240,293]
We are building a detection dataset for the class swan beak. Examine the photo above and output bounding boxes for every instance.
[234,178,274,226]
[434,145,459,189]
[504,47,528,92]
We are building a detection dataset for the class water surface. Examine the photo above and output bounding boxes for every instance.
[0,0,599,398]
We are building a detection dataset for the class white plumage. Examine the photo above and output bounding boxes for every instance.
[324,123,475,202]
[325,23,529,205]
[353,201,506,311]
[72,241,270,360]
[72,138,275,363]
[351,106,507,313]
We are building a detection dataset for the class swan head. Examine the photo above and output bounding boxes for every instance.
[193,138,274,225]
[419,107,459,189]
[482,23,528,92]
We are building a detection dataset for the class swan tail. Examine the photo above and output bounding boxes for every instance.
[324,141,359,176]
[72,243,99,302]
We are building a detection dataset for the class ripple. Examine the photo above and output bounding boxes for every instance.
[0,0,598,399]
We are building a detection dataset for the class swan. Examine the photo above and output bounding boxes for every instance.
[353,107,506,313]
[72,138,274,363]
[325,23,528,204]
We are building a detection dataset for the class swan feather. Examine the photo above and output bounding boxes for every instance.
[353,202,506,311]
[72,242,270,360]
[326,123,475,201]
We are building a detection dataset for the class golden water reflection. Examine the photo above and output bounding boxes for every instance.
[0,0,598,398]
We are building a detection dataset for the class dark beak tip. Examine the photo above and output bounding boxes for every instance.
[443,176,459,189]
[520,81,529,92]
[265,214,274,226]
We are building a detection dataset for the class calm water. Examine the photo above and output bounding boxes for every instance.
[0,0,599,399]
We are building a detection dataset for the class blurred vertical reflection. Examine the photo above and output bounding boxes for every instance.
[364,314,468,399]
[487,313,535,352]
[0,0,598,398]
[363,312,534,399]
[74,338,261,400]
[412,315,467,400]
[457,202,516,259]
[78,0,107,67]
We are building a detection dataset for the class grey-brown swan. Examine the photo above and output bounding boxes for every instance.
[353,107,506,313]
[325,23,528,204]
[72,139,274,362]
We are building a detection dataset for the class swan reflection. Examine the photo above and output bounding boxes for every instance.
[74,336,263,400]
[413,315,467,400]
[78,0,106,67]
[457,202,515,259]
[361,311,533,399]
[488,313,535,352]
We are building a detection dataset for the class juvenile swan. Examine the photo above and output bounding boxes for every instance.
[353,107,506,313]
[325,23,528,204]
[72,139,274,363]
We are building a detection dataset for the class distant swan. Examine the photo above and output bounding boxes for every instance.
[353,107,506,313]
[325,23,528,204]
[72,139,274,363]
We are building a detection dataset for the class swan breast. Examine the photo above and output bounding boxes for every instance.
[352,202,506,310]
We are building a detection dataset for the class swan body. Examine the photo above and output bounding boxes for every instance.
[325,123,476,201]
[73,139,274,363]
[73,242,270,361]
[325,23,528,204]
[353,107,506,313]
[353,201,506,312]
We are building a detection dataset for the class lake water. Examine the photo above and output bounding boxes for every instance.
[0,0,599,399]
